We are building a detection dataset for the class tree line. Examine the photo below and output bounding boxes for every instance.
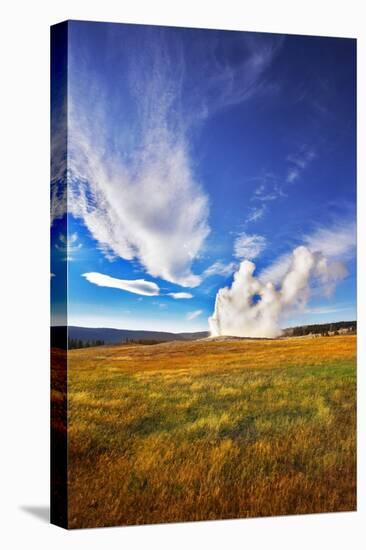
[68,338,105,349]
[67,337,164,349]
[288,320,356,337]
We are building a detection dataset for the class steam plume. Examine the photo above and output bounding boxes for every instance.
[209,246,347,338]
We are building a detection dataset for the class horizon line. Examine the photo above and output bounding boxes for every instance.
[51,319,357,334]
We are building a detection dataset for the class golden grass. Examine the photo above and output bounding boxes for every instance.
[62,335,356,528]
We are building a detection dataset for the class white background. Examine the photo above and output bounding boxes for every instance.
[0,0,365,548]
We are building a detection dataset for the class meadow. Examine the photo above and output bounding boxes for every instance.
[61,335,356,528]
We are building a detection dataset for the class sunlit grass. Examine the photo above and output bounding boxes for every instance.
[64,335,356,528]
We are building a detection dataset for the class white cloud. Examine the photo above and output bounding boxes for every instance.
[186,310,203,321]
[286,146,316,183]
[286,168,300,183]
[59,34,212,288]
[66,126,209,286]
[203,260,237,278]
[234,233,266,260]
[287,147,316,169]
[260,219,356,286]
[246,205,266,223]
[250,173,286,203]
[195,34,284,115]
[304,305,353,315]
[82,272,160,296]
[304,220,356,259]
[167,292,193,299]
[52,31,282,288]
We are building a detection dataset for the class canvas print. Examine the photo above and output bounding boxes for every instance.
[51,20,356,529]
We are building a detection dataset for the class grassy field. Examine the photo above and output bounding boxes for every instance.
[60,335,356,528]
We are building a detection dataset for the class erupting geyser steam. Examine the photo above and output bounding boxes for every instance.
[209,246,347,338]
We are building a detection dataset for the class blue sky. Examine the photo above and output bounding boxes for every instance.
[51,21,356,332]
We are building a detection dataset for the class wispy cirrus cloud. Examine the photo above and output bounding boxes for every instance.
[66,89,210,287]
[51,26,283,288]
[192,32,284,117]
[304,305,354,316]
[303,220,356,259]
[245,204,266,223]
[203,260,237,278]
[286,168,300,183]
[252,178,286,202]
[234,233,266,260]
[167,292,193,299]
[243,144,316,228]
[254,188,282,202]
[286,145,316,183]
[186,309,203,321]
[242,173,286,227]
[82,272,160,296]
[260,219,356,290]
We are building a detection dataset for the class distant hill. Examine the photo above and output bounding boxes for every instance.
[51,320,357,349]
[51,326,209,349]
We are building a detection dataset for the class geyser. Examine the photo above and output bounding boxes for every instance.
[208,246,347,338]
